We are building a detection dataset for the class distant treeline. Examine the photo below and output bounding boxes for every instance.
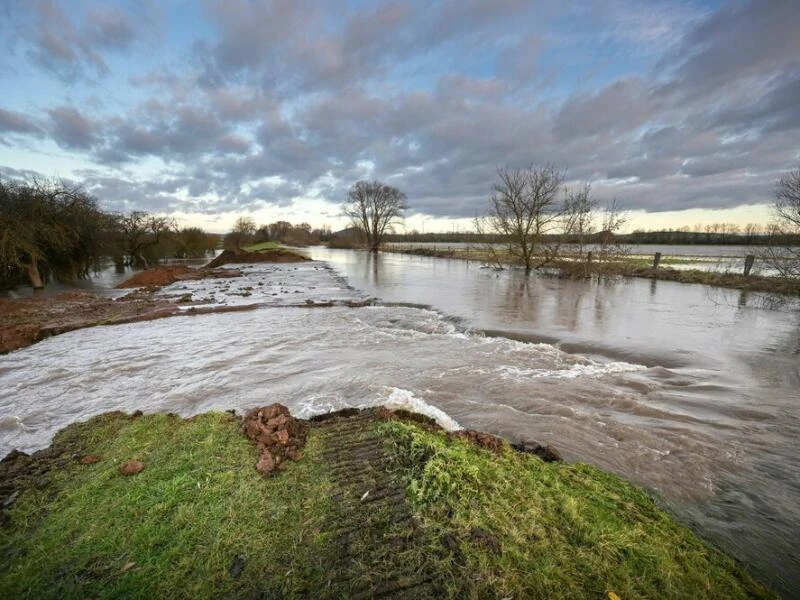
[383,228,800,247]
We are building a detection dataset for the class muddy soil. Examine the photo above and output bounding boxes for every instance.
[0,292,178,355]
[0,266,249,354]
[116,265,243,288]
[0,412,135,522]
[242,404,308,475]
[206,248,309,268]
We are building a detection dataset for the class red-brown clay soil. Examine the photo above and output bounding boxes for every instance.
[0,292,178,355]
[116,265,243,288]
[0,265,254,354]
[206,248,309,268]
[116,265,195,288]
[241,404,308,475]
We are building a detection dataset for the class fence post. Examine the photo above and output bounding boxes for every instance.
[743,254,755,276]
[652,252,662,269]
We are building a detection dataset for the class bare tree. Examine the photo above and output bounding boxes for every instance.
[226,215,257,249]
[561,182,595,259]
[344,181,407,252]
[478,165,565,273]
[596,199,628,264]
[763,167,800,278]
[118,211,176,269]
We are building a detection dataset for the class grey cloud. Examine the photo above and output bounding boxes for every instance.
[197,0,545,95]
[708,68,800,134]
[0,108,41,134]
[15,0,143,81]
[102,105,227,161]
[48,106,96,149]
[4,0,799,221]
[216,134,251,154]
[665,0,800,96]
[554,78,656,140]
[84,6,136,49]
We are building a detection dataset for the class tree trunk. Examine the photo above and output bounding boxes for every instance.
[26,260,44,289]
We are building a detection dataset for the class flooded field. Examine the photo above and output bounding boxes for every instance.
[1,250,798,595]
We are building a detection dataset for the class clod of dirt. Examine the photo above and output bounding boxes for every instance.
[450,430,505,453]
[469,527,501,554]
[119,460,145,476]
[229,554,246,579]
[440,533,467,567]
[80,455,101,465]
[242,404,308,475]
[511,441,563,463]
[206,248,309,268]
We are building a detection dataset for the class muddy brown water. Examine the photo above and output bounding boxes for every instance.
[1,249,799,596]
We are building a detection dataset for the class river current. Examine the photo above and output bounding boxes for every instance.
[1,249,798,595]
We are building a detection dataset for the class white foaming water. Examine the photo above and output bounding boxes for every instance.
[495,361,646,380]
[0,300,644,458]
[373,386,462,431]
[153,262,368,308]
[292,386,462,431]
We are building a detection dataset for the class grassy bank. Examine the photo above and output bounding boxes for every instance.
[0,410,774,599]
[242,241,281,252]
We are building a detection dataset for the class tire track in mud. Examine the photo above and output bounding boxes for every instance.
[311,409,443,598]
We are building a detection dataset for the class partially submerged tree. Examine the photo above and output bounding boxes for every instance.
[477,166,564,273]
[117,211,176,269]
[561,182,595,259]
[0,178,110,289]
[763,167,800,278]
[173,227,217,258]
[344,181,407,252]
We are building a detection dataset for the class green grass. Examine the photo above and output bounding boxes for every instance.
[0,412,775,599]
[0,412,335,599]
[242,241,280,252]
[381,419,774,600]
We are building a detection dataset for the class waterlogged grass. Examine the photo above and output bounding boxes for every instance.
[242,241,281,252]
[381,420,774,600]
[0,412,335,599]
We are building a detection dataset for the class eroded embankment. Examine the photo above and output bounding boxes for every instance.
[0,265,244,354]
[0,408,774,599]
[0,250,318,355]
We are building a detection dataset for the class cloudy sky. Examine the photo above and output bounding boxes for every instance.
[0,0,798,233]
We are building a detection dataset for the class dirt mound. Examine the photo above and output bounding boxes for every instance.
[206,248,309,268]
[117,265,194,288]
[451,429,506,453]
[242,404,308,475]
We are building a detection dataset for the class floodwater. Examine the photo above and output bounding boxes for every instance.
[1,249,799,595]
[385,242,798,274]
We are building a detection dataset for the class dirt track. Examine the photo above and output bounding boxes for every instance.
[311,409,444,598]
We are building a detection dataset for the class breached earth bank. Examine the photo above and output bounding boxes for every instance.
[0,406,773,599]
